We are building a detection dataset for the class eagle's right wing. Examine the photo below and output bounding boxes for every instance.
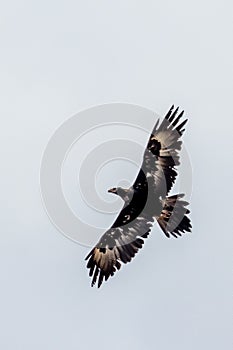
[85,214,153,288]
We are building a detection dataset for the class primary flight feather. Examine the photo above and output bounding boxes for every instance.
[85,105,192,288]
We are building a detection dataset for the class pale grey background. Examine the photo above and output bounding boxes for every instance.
[0,1,232,349]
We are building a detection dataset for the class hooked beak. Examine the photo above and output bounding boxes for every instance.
[108,187,117,194]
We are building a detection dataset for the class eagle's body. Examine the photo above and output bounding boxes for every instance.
[85,106,192,288]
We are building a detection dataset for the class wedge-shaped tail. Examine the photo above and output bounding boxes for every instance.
[157,194,192,238]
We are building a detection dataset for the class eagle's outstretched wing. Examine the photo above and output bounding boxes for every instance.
[85,215,153,288]
[134,105,188,197]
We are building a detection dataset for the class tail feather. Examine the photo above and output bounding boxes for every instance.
[157,194,192,238]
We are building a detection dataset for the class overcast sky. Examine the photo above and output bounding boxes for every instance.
[0,1,232,349]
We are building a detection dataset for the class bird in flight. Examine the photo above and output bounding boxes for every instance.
[85,105,192,288]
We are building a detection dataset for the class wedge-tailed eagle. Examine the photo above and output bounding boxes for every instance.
[85,105,192,288]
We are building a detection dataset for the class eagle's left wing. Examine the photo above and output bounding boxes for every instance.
[85,214,153,288]
[134,105,188,197]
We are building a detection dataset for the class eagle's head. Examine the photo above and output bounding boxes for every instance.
[108,187,134,204]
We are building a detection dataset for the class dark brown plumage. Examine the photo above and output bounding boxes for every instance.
[85,105,192,288]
